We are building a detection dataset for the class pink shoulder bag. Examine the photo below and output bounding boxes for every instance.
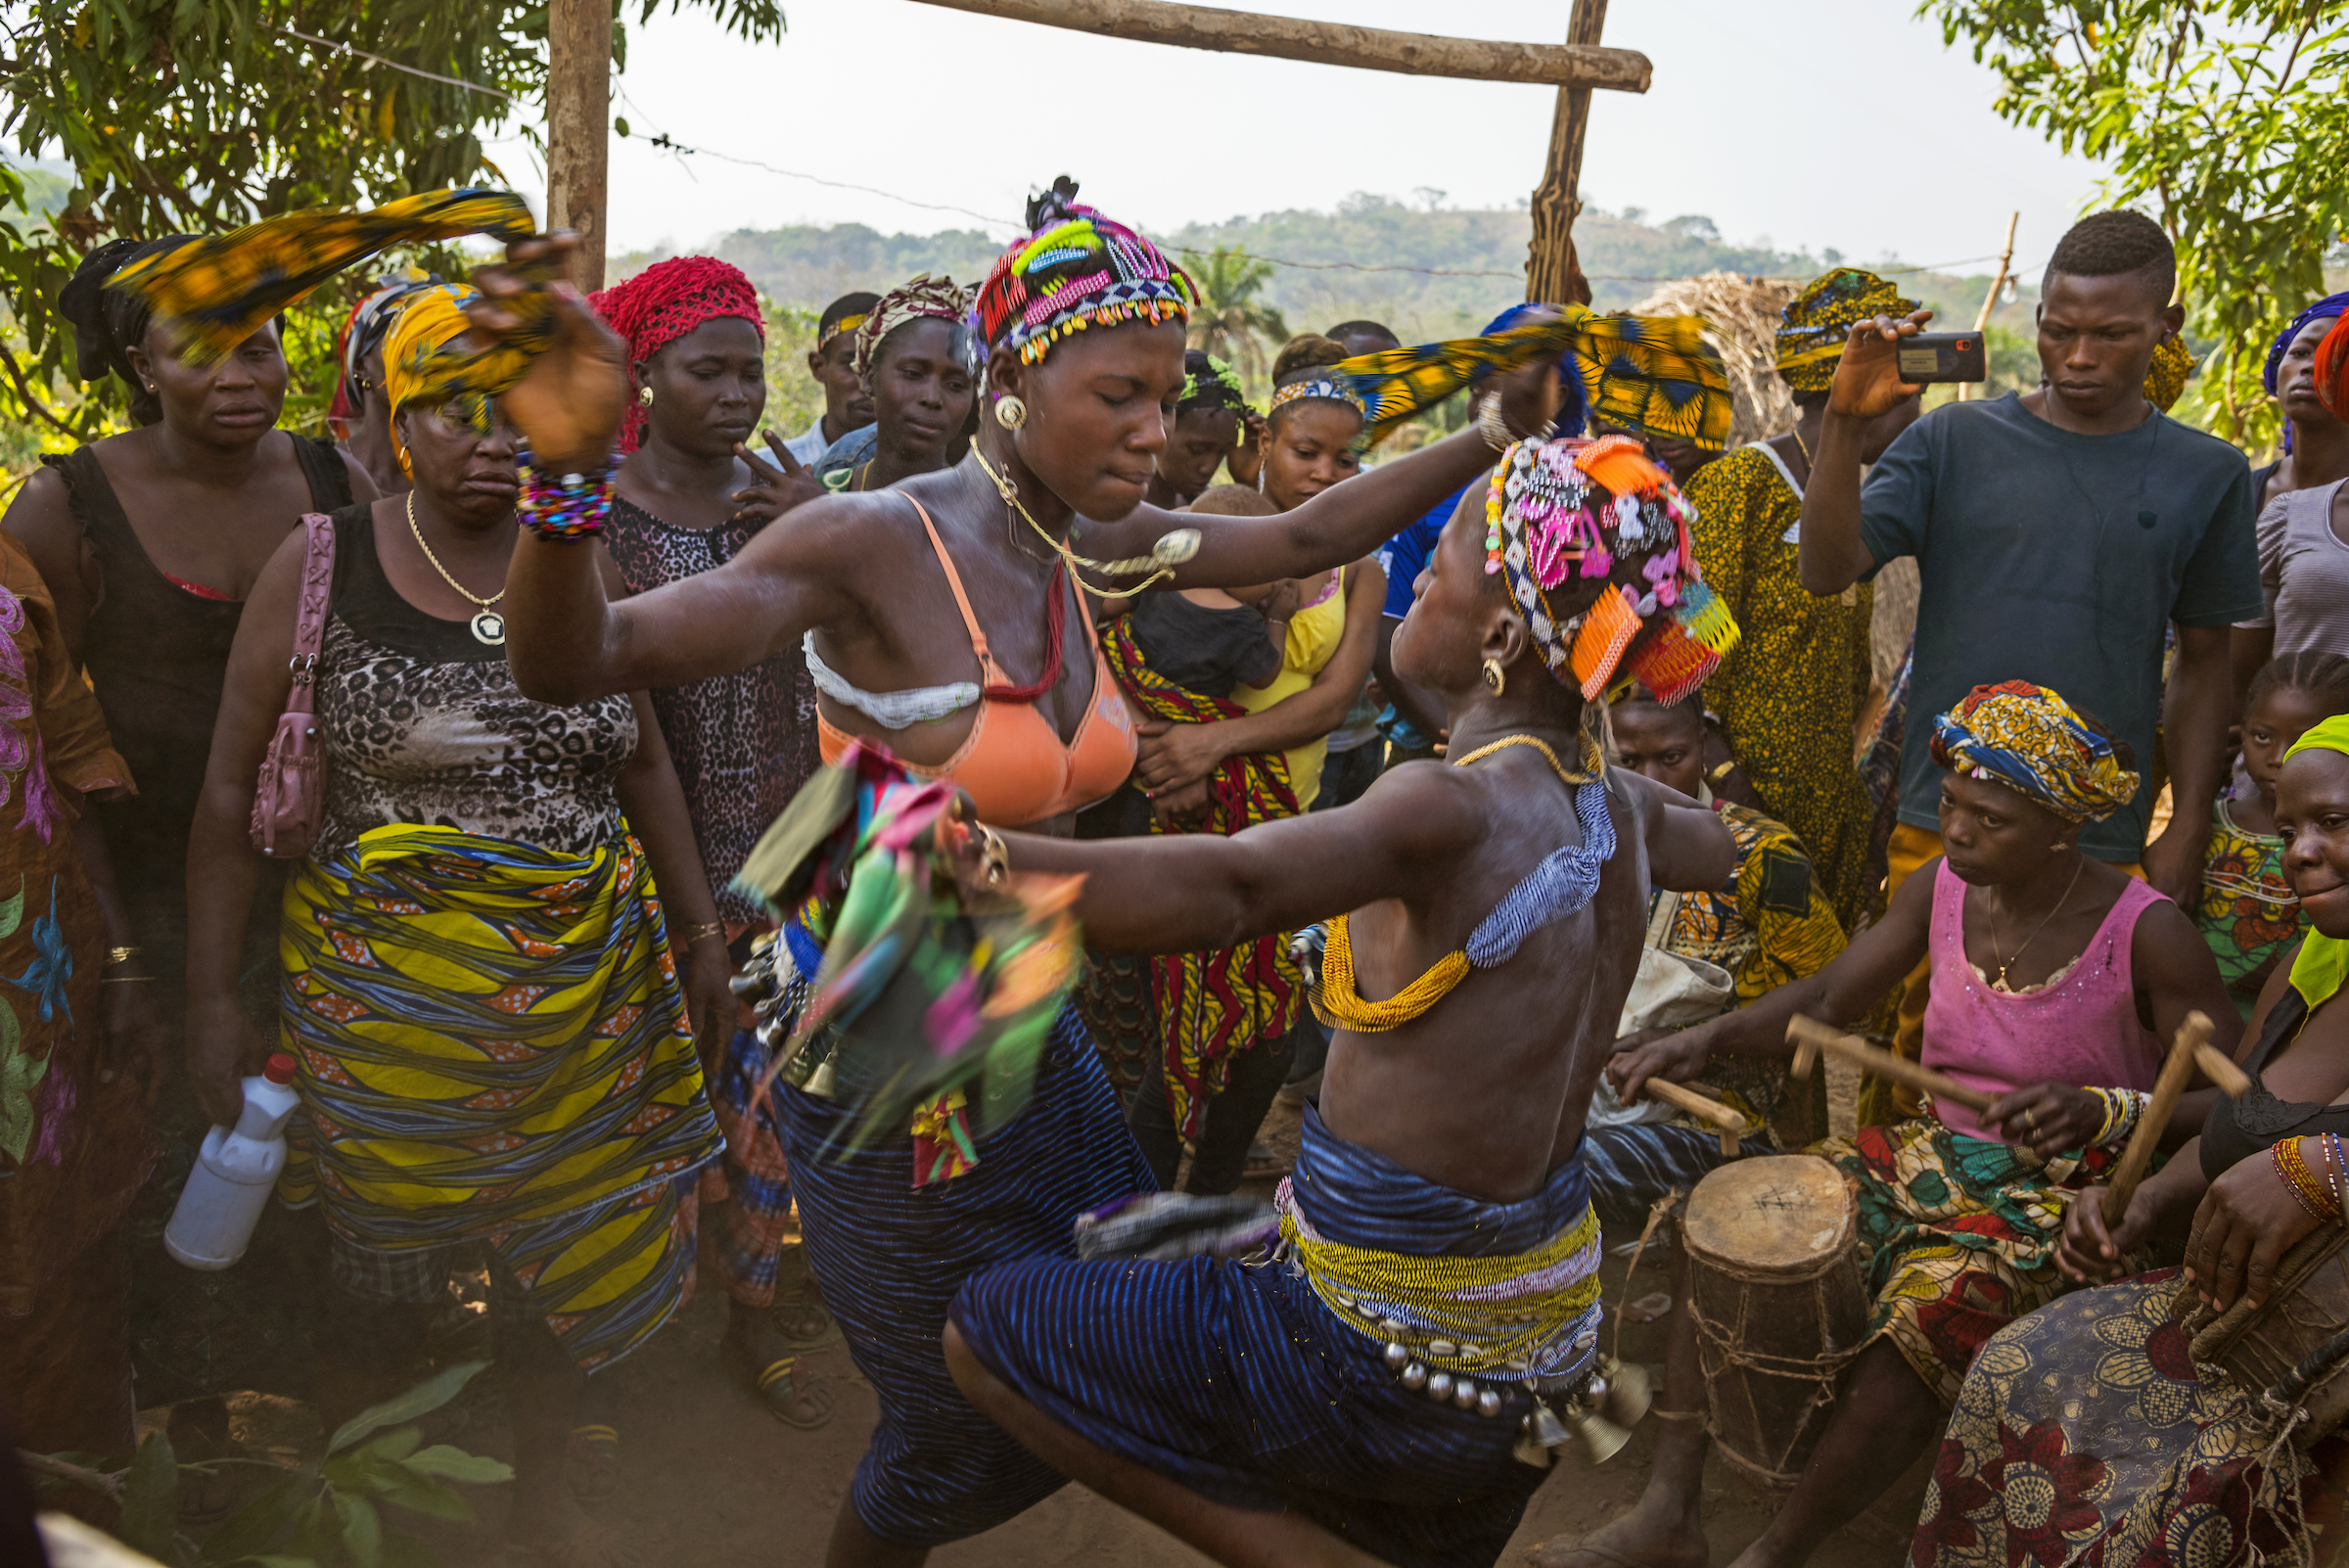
[250,512,336,857]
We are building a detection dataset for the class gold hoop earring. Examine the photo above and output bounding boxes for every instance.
[637,385,653,408]
[1482,658,1506,696]
[993,393,1027,430]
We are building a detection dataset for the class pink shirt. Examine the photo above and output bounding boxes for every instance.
[1919,860,2167,1140]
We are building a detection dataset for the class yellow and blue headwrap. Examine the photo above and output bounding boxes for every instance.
[1329,303,1729,451]
[2283,715,2349,1008]
[105,187,555,411]
[1927,680,2141,823]
[1777,268,1920,394]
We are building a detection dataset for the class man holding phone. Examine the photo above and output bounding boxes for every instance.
[1796,209,2257,1090]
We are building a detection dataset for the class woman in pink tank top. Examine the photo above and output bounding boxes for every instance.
[1590,681,2243,1568]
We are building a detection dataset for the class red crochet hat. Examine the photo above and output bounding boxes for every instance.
[590,254,763,452]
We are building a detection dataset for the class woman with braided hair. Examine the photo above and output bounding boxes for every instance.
[481,175,1636,1564]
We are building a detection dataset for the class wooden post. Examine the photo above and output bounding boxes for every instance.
[1525,0,1608,305]
[545,0,611,293]
[902,0,1652,88]
[1958,212,2018,401]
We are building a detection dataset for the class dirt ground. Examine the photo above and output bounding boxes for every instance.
[136,1080,1910,1568]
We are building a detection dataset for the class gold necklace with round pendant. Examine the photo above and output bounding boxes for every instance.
[406,490,506,645]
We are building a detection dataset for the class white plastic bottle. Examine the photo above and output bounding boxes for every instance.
[163,1053,302,1270]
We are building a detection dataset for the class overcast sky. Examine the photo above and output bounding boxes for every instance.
[487,0,2107,274]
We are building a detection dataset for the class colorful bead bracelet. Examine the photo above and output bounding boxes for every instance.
[2274,1134,2341,1222]
[517,452,617,542]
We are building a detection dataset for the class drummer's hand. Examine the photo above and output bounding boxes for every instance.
[1985,1080,2103,1159]
[2184,1139,2325,1313]
[2056,1183,2156,1282]
[466,234,629,471]
[1608,1023,1711,1106]
[1493,306,1566,439]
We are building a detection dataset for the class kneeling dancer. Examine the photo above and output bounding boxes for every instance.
[943,436,1741,1568]
[1576,680,2241,1568]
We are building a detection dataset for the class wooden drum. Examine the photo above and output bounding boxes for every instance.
[2183,1222,2349,1448]
[1682,1154,1869,1487]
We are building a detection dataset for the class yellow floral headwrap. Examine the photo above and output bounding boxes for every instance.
[2142,333,2196,412]
[2283,715,2349,1007]
[381,284,484,477]
[1926,680,2141,823]
[1777,268,1921,394]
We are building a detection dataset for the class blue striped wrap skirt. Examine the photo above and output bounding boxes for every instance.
[949,1102,1592,1568]
[773,922,1158,1548]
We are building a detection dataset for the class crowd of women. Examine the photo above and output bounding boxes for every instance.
[0,170,2346,1568]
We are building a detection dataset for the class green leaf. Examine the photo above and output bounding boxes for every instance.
[353,1425,422,1463]
[398,1445,514,1484]
[327,1361,488,1455]
[614,115,629,137]
[333,1491,384,1568]
[199,1470,311,1563]
[0,875,26,941]
[116,1431,178,1560]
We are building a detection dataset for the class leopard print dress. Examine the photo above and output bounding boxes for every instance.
[311,505,636,861]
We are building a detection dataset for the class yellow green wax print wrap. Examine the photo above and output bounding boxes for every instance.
[1331,305,1728,451]
[2284,714,2349,1008]
[108,187,559,410]
[2143,333,2196,412]
[275,822,722,1364]
[1278,1200,1603,1379]
[1777,268,1921,393]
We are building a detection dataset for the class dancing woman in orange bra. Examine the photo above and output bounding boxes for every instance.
[484,179,1574,1567]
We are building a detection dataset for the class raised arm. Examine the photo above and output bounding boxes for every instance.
[1798,312,1929,595]
[990,761,1477,955]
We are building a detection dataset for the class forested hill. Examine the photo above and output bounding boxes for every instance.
[672,194,2030,343]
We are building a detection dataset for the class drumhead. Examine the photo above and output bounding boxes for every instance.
[1683,1155,1855,1277]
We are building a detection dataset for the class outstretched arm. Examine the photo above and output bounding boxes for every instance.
[990,762,1478,955]
[1619,769,1737,896]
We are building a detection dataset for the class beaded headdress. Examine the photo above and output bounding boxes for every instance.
[852,273,973,381]
[1777,268,1920,393]
[975,176,1194,364]
[1178,352,1248,415]
[1484,435,1737,704]
[589,254,765,453]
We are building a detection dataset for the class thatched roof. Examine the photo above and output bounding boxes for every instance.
[1634,272,1799,448]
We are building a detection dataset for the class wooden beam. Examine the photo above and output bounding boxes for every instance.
[1525,0,1608,305]
[545,0,610,293]
[903,0,1652,90]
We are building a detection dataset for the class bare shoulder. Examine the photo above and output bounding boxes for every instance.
[2129,883,2217,968]
[336,446,382,502]
[1345,753,1488,857]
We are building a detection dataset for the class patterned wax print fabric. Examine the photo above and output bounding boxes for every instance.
[851,273,971,380]
[276,824,723,1371]
[1657,800,1847,1142]
[1816,1120,2109,1406]
[1929,679,2142,824]
[109,189,551,405]
[2194,798,2301,1018]
[1776,268,1921,393]
[0,528,148,1320]
[1100,619,1307,1137]
[1684,443,1881,928]
[947,1103,1581,1568]
[1910,1270,2342,1568]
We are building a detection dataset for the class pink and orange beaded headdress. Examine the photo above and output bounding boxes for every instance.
[974,176,1194,364]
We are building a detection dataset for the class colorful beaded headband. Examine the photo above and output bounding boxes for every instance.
[1268,378,1368,419]
[1484,436,1737,704]
[817,312,868,351]
[976,184,1194,366]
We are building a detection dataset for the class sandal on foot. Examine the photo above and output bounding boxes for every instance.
[771,1293,832,1345]
[563,1424,621,1505]
[725,1339,835,1430]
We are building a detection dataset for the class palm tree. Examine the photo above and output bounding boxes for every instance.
[1183,246,1288,392]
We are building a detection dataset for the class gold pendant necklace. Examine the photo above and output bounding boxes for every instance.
[1986,853,2085,991]
[972,445,1202,594]
[407,490,506,645]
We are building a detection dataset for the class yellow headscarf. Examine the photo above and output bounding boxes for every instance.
[380,284,484,478]
[2284,715,2349,1007]
[1777,269,1920,393]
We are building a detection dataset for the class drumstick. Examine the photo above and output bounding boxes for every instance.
[2194,1041,2252,1098]
[1640,1079,1747,1156]
[1785,1016,1998,1113]
[2100,1011,2214,1228]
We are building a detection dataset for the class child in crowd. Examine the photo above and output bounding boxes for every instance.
[2195,651,2349,1013]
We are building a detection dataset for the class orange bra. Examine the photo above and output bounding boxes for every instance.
[814,496,1136,826]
